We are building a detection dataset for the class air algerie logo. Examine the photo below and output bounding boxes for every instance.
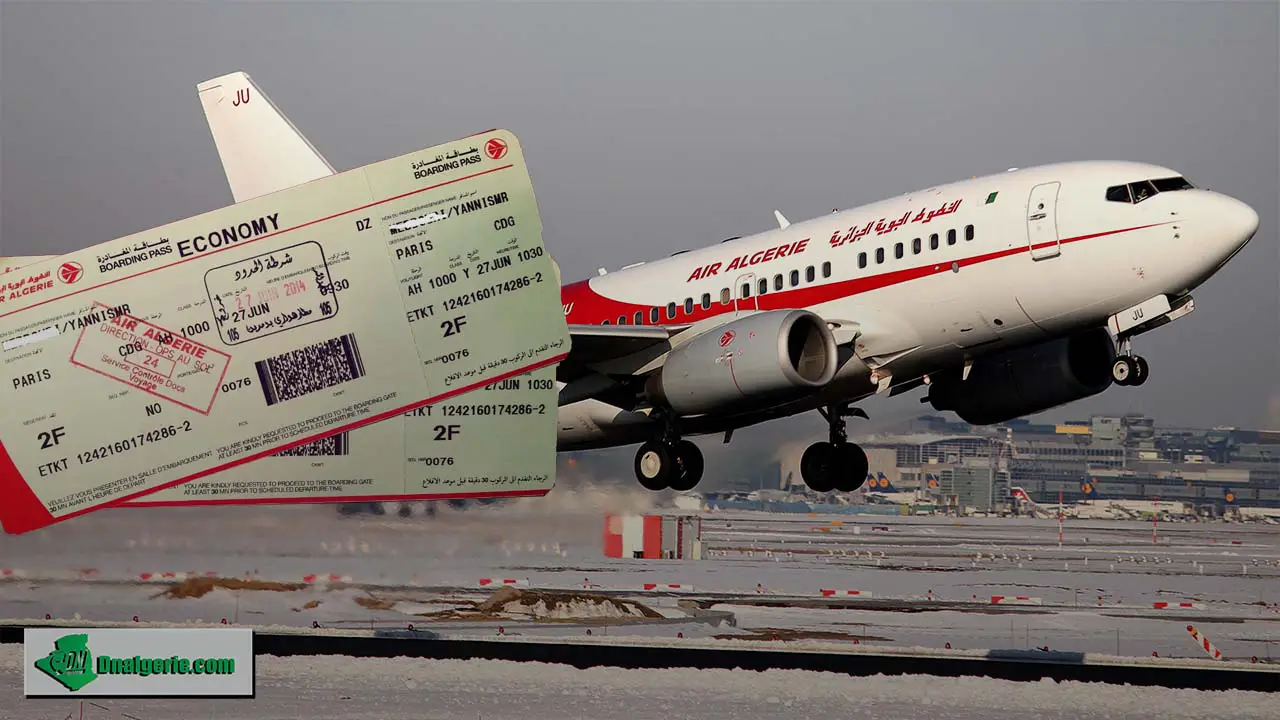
[719,330,735,347]
[33,633,99,691]
[485,138,508,160]
[58,261,84,284]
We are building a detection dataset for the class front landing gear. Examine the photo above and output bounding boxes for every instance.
[634,438,704,492]
[800,404,870,493]
[1111,338,1149,387]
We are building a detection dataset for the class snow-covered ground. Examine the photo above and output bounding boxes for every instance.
[1,645,1275,720]
[1,492,1276,661]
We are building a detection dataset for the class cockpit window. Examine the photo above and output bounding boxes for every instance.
[1151,176,1194,192]
[1129,180,1156,204]
[1105,185,1131,203]
[1109,176,1194,204]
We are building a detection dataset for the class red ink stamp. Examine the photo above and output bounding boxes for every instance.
[69,302,232,414]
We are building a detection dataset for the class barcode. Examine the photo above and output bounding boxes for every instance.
[256,333,366,407]
[274,432,350,457]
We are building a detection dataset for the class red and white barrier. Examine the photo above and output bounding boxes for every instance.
[478,578,529,588]
[1153,601,1201,610]
[137,572,189,582]
[641,583,693,592]
[990,595,1042,605]
[820,589,873,598]
[1186,624,1224,660]
[302,573,352,584]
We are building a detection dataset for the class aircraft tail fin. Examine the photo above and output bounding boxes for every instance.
[197,71,336,203]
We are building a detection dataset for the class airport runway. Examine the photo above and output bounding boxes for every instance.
[1,494,1276,663]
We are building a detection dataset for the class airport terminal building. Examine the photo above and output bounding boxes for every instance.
[768,414,1280,514]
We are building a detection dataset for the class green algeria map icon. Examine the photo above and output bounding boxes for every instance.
[34,634,98,691]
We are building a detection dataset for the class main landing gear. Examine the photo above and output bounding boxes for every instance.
[1111,337,1149,387]
[800,404,870,493]
[633,418,704,492]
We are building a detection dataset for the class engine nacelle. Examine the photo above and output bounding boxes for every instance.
[927,327,1116,425]
[646,309,838,416]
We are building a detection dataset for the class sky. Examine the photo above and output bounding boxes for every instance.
[1,0,1277,433]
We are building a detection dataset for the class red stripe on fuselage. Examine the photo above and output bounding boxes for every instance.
[560,223,1169,325]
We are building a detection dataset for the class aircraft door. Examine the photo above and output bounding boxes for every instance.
[733,273,758,314]
[1027,182,1062,260]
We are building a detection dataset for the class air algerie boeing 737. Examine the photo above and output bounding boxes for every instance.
[192,71,1260,495]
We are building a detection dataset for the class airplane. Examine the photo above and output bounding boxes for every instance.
[193,71,1261,498]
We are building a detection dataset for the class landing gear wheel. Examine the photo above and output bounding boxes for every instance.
[1131,356,1149,386]
[801,442,836,493]
[833,442,870,492]
[1111,356,1136,386]
[634,440,674,491]
[668,440,704,492]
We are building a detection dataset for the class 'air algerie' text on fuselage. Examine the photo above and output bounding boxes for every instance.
[686,238,810,282]
[177,213,281,258]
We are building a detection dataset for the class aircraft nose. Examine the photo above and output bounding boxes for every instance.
[1212,192,1259,251]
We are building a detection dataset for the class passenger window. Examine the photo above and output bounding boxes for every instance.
[912,237,921,254]
[858,252,867,269]
[633,311,644,325]
[965,225,974,241]
[1105,184,1131,203]
[700,293,711,309]
[721,288,731,304]
[758,278,768,294]
[602,319,611,325]
[1129,181,1156,203]
[947,229,956,245]
[741,283,751,298]
[666,302,676,319]
[894,242,903,259]
[684,298,693,314]
[875,247,885,264]
[805,266,815,282]
[789,270,799,287]
[821,261,831,278]
[650,307,660,323]
[771,274,781,291]
[618,315,627,325]
[930,233,939,250]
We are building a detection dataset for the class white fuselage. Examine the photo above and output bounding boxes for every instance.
[555,160,1258,450]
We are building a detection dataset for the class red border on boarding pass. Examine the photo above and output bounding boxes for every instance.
[68,302,233,415]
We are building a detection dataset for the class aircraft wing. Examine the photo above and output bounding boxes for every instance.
[197,71,337,202]
[564,324,674,364]
[557,323,680,387]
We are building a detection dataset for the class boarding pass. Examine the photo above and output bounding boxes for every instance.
[7,254,560,510]
[0,130,568,534]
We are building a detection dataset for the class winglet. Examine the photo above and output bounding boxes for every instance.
[197,71,336,203]
[774,210,790,229]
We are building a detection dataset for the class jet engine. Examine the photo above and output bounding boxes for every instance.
[645,309,838,416]
[926,326,1116,425]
